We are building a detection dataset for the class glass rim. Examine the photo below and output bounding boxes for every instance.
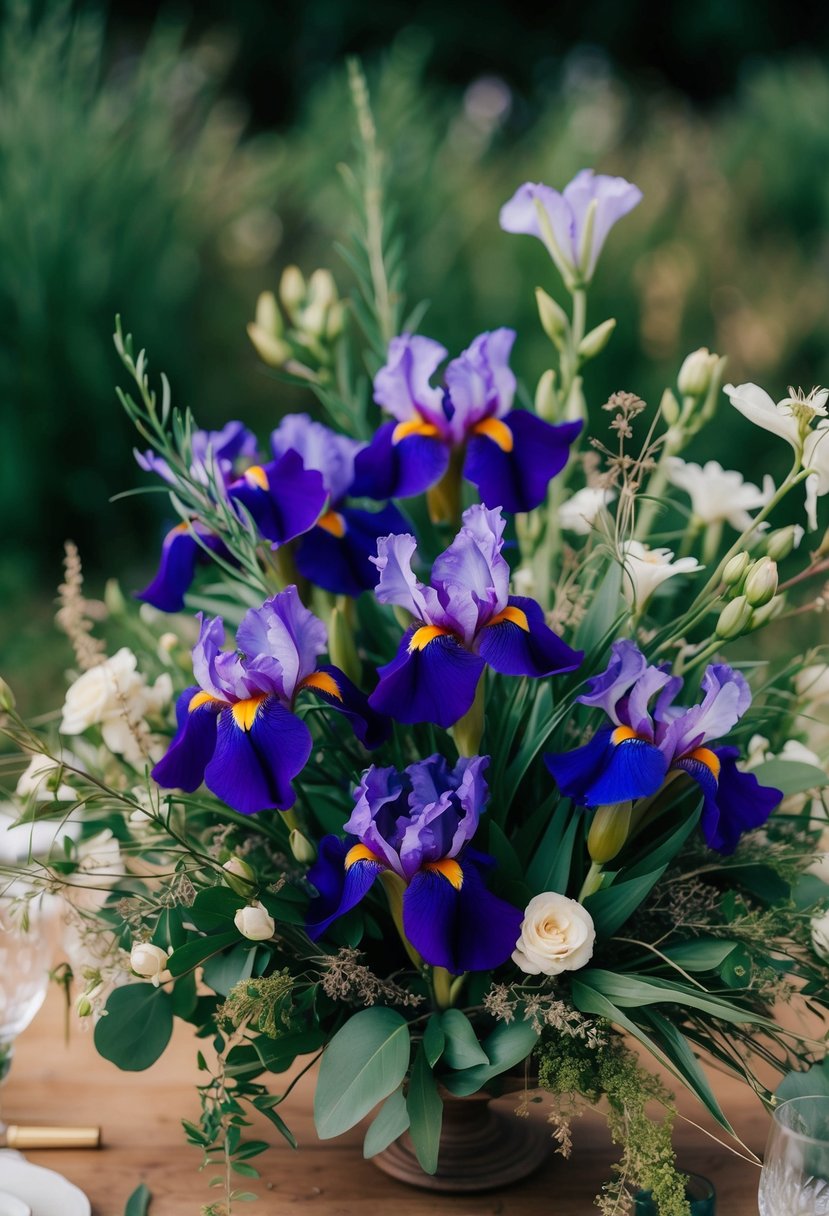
[772,1095,829,1145]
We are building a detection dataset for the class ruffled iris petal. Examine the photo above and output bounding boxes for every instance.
[478,595,583,678]
[152,686,222,793]
[204,697,313,814]
[368,628,485,728]
[299,663,391,750]
[402,853,523,974]
[545,728,615,801]
[350,421,449,500]
[295,503,408,597]
[229,449,327,545]
[305,835,384,939]
[137,526,228,614]
[464,412,582,513]
[676,746,782,855]
[545,727,667,807]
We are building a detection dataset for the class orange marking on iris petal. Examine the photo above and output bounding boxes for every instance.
[188,690,223,713]
[299,671,343,701]
[687,746,721,779]
[244,464,269,491]
[345,843,383,869]
[231,694,268,731]
[472,417,514,452]
[611,724,641,745]
[317,509,346,538]
[172,521,191,535]
[423,858,464,890]
[392,418,441,444]
[488,605,529,631]
[408,625,452,652]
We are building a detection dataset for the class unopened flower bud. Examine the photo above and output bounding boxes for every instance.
[103,578,125,615]
[159,632,179,654]
[677,347,719,397]
[587,802,632,865]
[130,942,172,987]
[535,368,558,421]
[279,265,306,316]
[715,595,752,640]
[535,287,569,347]
[744,558,778,608]
[234,901,275,942]
[254,290,283,338]
[659,388,681,427]
[564,375,587,423]
[289,829,317,864]
[722,551,750,587]
[0,675,16,712]
[75,993,94,1018]
[766,526,803,562]
[223,855,255,896]
[307,268,337,310]
[247,294,292,367]
[326,300,346,341]
[328,604,361,685]
[577,318,616,361]
[749,595,785,630]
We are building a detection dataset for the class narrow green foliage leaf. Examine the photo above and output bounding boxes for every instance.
[363,1087,410,1158]
[422,1013,445,1068]
[406,1047,443,1174]
[124,1182,151,1216]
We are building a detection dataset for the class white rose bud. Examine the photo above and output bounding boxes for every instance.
[512,893,596,976]
[223,856,255,896]
[812,908,829,962]
[677,347,719,397]
[234,901,275,942]
[130,942,173,987]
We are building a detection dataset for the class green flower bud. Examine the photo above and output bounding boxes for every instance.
[328,604,361,685]
[721,551,750,587]
[677,347,719,397]
[289,829,317,865]
[0,675,16,712]
[222,855,256,897]
[749,595,785,630]
[326,300,346,341]
[660,388,681,427]
[534,368,558,421]
[279,265,306,317]
[307,268,337,310]
[817,526,829,558]
[766,526,802,563]
[535,287,569,348]
[715,595,752,640]
[587,802,632,865]
[744,558,778,608]
[577,318,616,361]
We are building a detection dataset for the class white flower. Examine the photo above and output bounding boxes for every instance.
[60,649,173,765]
[803,422,829,531]
[16,753,78,802]
[558,486,616,535]
[666,458,773,530]
[677,348,720,397]
[619,541,703,609]
[725,381,804,448]
[512,892,596,976]
[812,908,829,962]
[797,665,829,705]
[130,942,173,987]
[234,902,275,942]
[65,829,125,913]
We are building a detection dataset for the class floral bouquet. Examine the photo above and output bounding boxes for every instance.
[3,66,829,1216]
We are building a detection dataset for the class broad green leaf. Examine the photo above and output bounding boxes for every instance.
[442,1018,539,1097]
[314,1008,411,1139]
[188,886,246,932]
[422,1014,445,1068]
[486,821,523,885]
[793,872,829,912]
[202,943,257,997]
[643,1009,734,1134]
[661,939,740,972]
[363,1087,410,1158]
[584,868,667,937]
[623,803,701,881]
[575,558,623,655]
[578,969,777,1027]
[253,1029,325,1073]
[124,1183,151,1216]
[526,799,578,896]
[777,1061,829,1102]
[406,1047,443,1175]
[753,758,828,796]
[95,984,173,1072]
[167,929,239,978]
[440,1010,488,1069]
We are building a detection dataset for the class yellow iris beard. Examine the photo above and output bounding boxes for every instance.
[391,418,441,444]
[230,695,268,731]
[408,624,451,652]
[471,416,514,452]
[300,671,343,701]
[488,604,529,631]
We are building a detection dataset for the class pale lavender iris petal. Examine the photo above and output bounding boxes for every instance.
[431,505,510,639]
[192,614,232,699]
[374,334,448,429]
[372,532,437,621]
[443,328,517,439]
[345,766,409,876]
[578,639,651,724]
[270,413,364,504]
[661,664,752,761]
[561,170,643,277]
[237,586,327,703]
[499,181,571,248]
[625,666,677,741]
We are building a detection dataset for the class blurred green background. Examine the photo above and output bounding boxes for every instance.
[4,0,829,710]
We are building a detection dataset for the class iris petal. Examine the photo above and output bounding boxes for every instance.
[464,411,582,513]
[295,503,408,597]
[152,685,222,793]
[298,663,391,750]
[545,727,667,806]
[675,745,782,854]
[479,595,583,678]
[229,449,327,545]
[369,628,485,728]
[204,697,313,814]
[350,421,450,500]
[137,525,228,614]
[306,835,384,939]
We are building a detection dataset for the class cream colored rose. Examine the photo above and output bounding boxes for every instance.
[512,892,596,976]
[234,902,275,942]
[130,942,173,987]
[60,649,143,734]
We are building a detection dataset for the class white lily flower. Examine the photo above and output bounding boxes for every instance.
[666,458,773,530]
[619,541,703,609]
[803,421,829,531]
[558,486,616,535]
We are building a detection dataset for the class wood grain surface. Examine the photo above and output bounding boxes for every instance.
[2,990,768,1214]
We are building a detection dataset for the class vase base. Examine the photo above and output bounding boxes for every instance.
[372,1102,551,1193]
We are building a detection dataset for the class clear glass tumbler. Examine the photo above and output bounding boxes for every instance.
[759,1096,829,1215]
[0,890,55,1131]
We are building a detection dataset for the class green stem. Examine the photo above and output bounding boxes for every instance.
[380,872,423,971]
[578,861,604,902]
[432,966,453,1010]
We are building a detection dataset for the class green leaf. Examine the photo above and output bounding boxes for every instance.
[661,939,740,972]
[124,1183,151,1216]
[406,1047,443,1175]
[95,984,173,1072]
[643,1009,735,1135]
[485,821,523,885]
[189,886,246,932]
[314,1008,411,1139]
[575,558,623,655]
[422,1014,445,1068]
[253,1029,325,1073]
[202,943,257,997]
[584,868,666,937]
[363,1087,410,1158]
[167,930,239,978]
[442,1018,539,1097]
[526,799,578,896]
[440,1010,489,1069]
[777,1060,829,1102]
[577,969,776,1028]
[753,758,828,796]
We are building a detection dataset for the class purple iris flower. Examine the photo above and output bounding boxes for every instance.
[265,414,409,598]
[306,755,523,974]
[135,422,260,613]
[368,504,583,728]
[545,640,783,853]
[350,330,582,513]
[151,587,389,815]
[499,170,642,282]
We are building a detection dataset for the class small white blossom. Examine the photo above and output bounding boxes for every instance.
[65,830,125,913]
[60,648,173,765]
[130,942,173,987]
[666,458,773,530]
[16,753,78,802]
[558,486,616,535]
[619,541,703,609]
[234,902,275,942]
[512,893,596,976]
[812,908,829,962]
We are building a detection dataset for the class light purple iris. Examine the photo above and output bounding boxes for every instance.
[152,587,388,814]
[500,169,642,281]
[368,504,582,727]
[306,756,523,974]
[270,413,364,505]
[545,640,782,853]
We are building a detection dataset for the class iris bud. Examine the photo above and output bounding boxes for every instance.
[535,368,558,421]
[721,551,750,587]
[535,287,569,348]
[749,595,785,630]
[234,902,276,942]
[587,802,632,865]
[578,318,616,361]
[744,558,778,607]
[677,347,719,397]
[660,388,681,427]
[222,855,256,897]
[0,676,16,712]
[289,829,317,865]
[279,265,306,317]
[715,595,752,640]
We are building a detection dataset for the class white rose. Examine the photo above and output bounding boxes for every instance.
[16,753,78,802]
[512,892,596,976]
[60,649,142,735]
[812,909,829,962]
[234,902,275,942]
[65,829,125,912]
[130,942,173,986]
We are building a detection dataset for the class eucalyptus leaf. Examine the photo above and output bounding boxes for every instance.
[753,758,828,796]
[777,1061,829,1102]
[422,1013,445,1068]
[167,930,239,978]
[440,1010,489,1069]
[442,1018,539,1097]
[363,1087,410,1158]
[95,984,173,1072]
[661,939,740,972]
[124,1182,151,1216]
[406,1047,443,1174]
[314,1008,411,1139]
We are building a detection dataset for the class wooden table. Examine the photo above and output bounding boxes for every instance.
[4,990,767,1214]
